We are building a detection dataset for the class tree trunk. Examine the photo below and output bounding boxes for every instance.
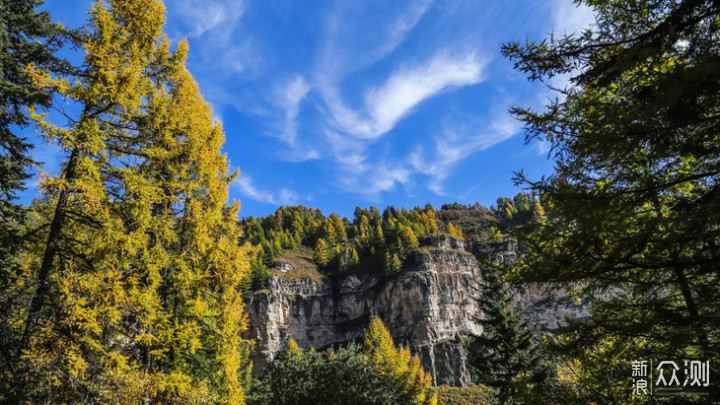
[22,147,79,341]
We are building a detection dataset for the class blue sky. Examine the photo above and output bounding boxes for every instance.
[29,0,595,218]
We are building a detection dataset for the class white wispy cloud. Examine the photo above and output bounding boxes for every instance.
[325,130,412,197]
[318,0,433,80]
[265,75,320,162]
[273,75,310,144]
[322,50,486,140]
[359,164,412,195]
[325,129,367,171]
[233,173,299,205]
[410,115,520,195]
[176,0,245,38]
[316,50,487,195]
[326,111,518,198]
[366,0,434,68]
[233,175,275,204]
[312,0,442,143]
[337,160,412,198]
[267,52,486,173]
[277,188,299,205]
[174,0,258,78]
[362,52,486,138]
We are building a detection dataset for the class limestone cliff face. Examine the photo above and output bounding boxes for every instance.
[244,237,589,386]
[474,239,592,331]
[244,237,481,386]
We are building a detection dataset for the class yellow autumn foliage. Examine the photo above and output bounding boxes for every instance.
[364,317,438,405]
[447,222,464,240]
[7,1,252,403]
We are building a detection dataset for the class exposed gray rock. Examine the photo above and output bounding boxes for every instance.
[419,234,465,251]
[513,283,591,331]
[244,237,588,386]
[276,261,294,273]
[245,239,481,386]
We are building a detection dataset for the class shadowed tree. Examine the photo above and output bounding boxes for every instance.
[470,269,553,404]
[0,0,62,236]
[0,2,64,388]
[504,0,720,401]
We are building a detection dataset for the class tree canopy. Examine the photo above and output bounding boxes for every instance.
[0,0,64,356]
[1,1,252,403]
[504,0,720,401]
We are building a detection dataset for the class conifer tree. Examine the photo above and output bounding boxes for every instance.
[504,0,720,399]
[384,252,402,275]
[332,245,342,267]
[446,223,464,240]
[374,224,385,245]
[5,1,252,403]
[488,225,503,243]
[400,226,419,251]
[324,221,338,246]
[251,259,271,291]
[349,247,360,267]
[531,200,546,225]
[363,317,437,405]
[469,269,551,404]
[0,0,61,239]
[0,0,64,394]
[313,237,329,267]
[328,212,347,243]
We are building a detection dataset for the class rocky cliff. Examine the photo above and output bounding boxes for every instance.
[244,236,588,386]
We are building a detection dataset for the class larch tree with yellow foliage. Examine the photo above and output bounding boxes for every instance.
[446,223,463,240]
[3,1,251,404]
[364,317,437,405]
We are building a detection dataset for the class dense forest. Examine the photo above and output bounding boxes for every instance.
[238,193,544,294]
[1,0,718,404]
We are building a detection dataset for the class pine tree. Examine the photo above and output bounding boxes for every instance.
[313,237,329,267]
[328,212,347,243]
[531,200,547,225]
[400,226,419,252]
[251,259,270,291]
[0,0,63,395]
[0,0,61,237]
[332,245,342,268]
[262,240,275,265]
[374,224,385,246]
[325,221,338,246]
[6,1,252,403]
[349,247,360,267]
[488,225,503,243]
[513,193,531,212]
[469,269,551,404]
[384,252,402,275]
